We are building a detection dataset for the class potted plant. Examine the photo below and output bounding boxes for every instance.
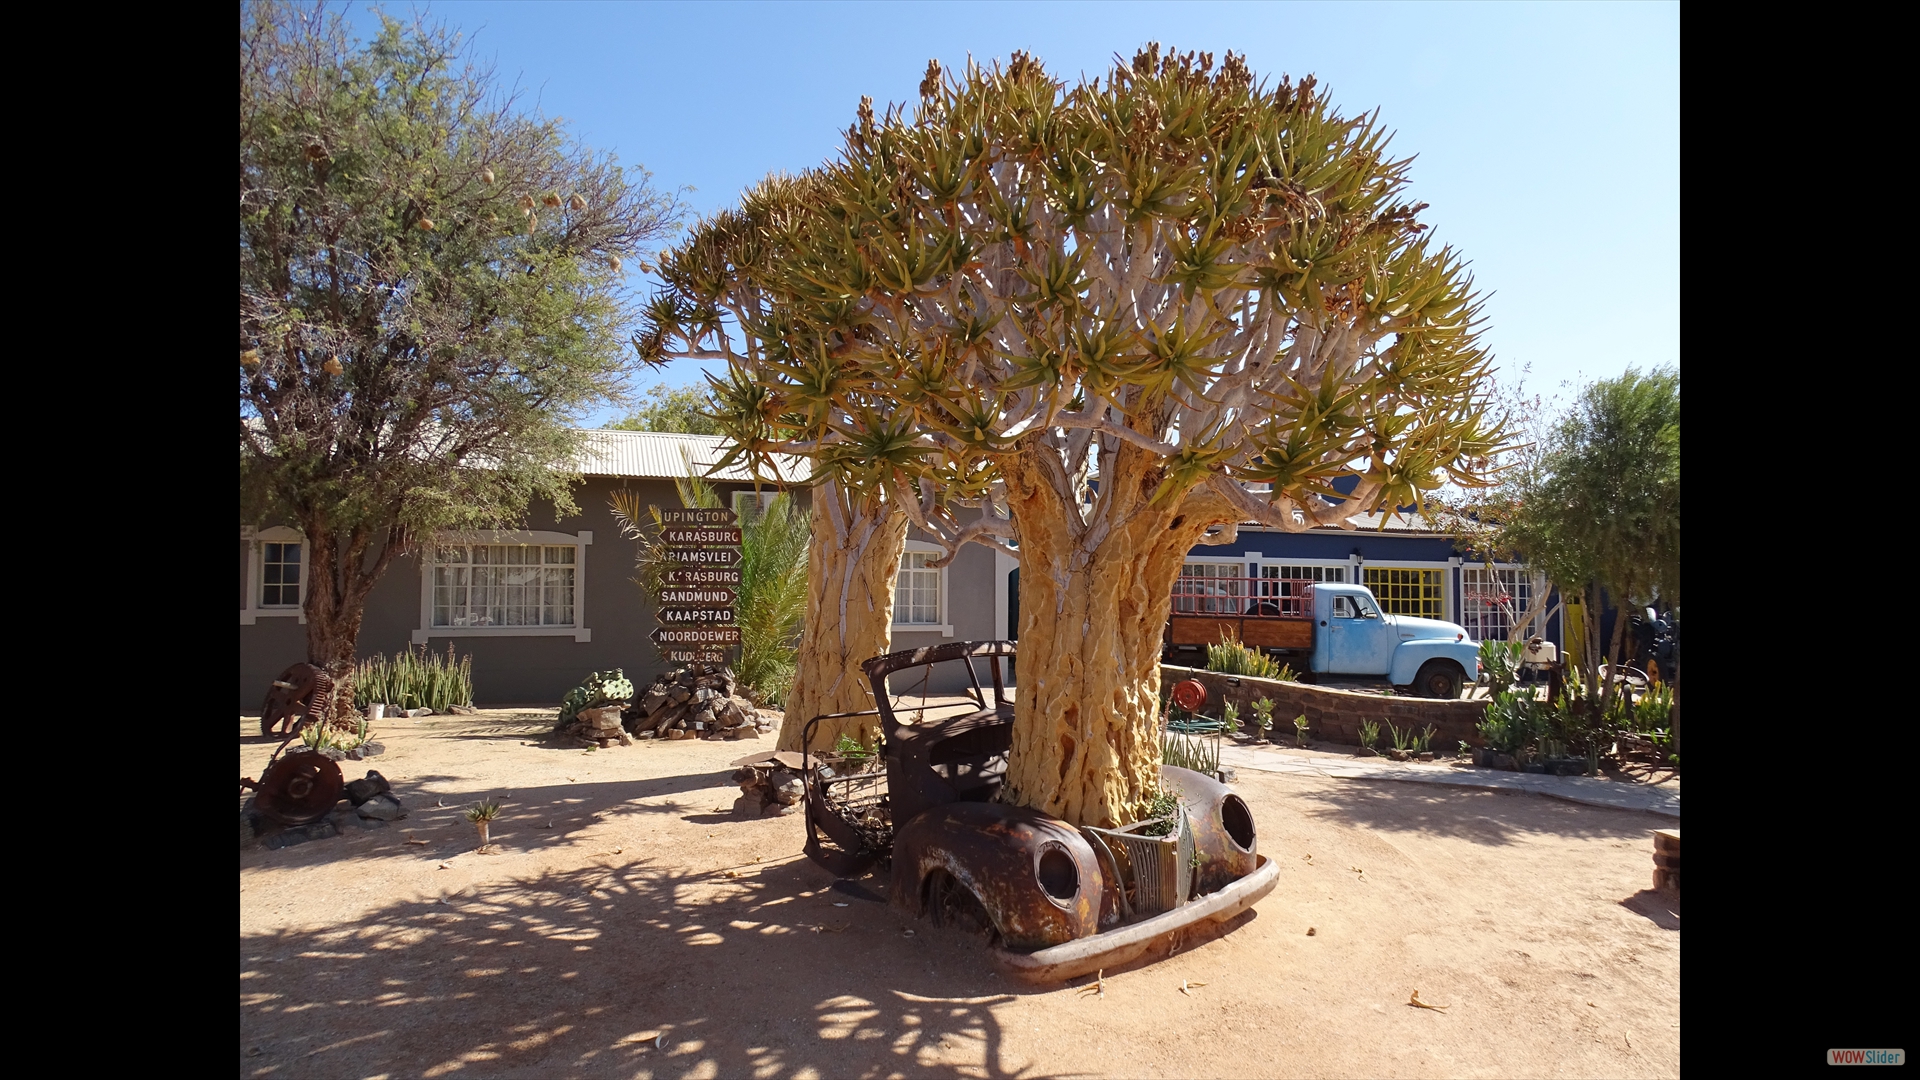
[466,799,500,851]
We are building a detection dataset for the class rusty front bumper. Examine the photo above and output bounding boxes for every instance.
[988,854,1280,985]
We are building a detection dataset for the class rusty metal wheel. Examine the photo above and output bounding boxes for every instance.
[253,750,345,826]
[1171,679,1208,713]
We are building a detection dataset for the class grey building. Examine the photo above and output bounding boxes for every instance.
[238,430,1010,710]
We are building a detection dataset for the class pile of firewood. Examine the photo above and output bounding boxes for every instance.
[625,665,773,741]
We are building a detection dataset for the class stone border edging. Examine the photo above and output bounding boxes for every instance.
[1219,745,1680,818]
[1163,664,1487,751]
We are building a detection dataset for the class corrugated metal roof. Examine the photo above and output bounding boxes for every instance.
[573,430,812,483]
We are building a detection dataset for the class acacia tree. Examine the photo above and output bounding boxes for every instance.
[1504,367,1680,723]
[1430,369,1564,644]
[607,381,724,435]
[240,2,681,714]
[653,49,1503,825]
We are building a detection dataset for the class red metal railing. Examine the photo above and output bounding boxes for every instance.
[1170,576,1318,619]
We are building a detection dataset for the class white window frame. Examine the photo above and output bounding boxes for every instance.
[1460,562,1547,643]
[1176,558,1249,615]
[240,526,307,625]
[731,489,778,525]
[893,540,952,637]
[413,530,593,643]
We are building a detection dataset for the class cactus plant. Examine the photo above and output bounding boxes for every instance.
[554,668,635,732]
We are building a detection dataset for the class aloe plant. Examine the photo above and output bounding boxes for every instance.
[465,800,501,850]
[1359,719,1381,750]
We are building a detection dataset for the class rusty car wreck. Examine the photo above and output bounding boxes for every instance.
[801,640,1279,984]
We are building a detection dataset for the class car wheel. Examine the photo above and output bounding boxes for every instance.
[1415,660,1464,699]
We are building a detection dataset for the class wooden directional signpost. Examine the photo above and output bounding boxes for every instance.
[655,508,740,666]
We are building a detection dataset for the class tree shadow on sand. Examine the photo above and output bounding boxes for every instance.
[241,857,1100,1079]
[1280,776,1677,847]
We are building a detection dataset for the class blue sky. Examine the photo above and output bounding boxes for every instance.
[346,1,1678,426]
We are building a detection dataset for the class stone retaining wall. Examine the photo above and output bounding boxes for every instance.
[1162,665,1488,750]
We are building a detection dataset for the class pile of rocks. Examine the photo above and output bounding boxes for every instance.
[729,751,810,817]
[563,706,632,748]
[625,665,774,741]
[1652,828,1680,893]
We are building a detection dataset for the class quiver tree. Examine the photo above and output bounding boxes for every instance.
[645,176,961,753]
[240,3,681,717]
[651,47,1503,826]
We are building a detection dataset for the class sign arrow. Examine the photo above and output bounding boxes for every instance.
[658,508,737,526]
[663,567,741,587]
[662,526,743,546]
[662,547,741,568]
[658,607,736,624]
[651,626,743,645]
[659,588,739,608]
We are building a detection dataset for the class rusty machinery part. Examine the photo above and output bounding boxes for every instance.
[250,750,345,826]
[261,663,335,739]
[860,640,1017,828]
[1158,765,1258,896]
[890,801,1103,952]
[1170,678,1207,714]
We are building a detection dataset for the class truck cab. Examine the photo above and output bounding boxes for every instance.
[1307,583,1480,698]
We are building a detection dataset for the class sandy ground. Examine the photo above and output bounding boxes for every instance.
[239,711,1679,1079]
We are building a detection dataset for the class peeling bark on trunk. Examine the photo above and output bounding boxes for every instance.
[995,441,1228,829]
[777,485,910,755]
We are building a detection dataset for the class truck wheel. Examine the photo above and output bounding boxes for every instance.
[1415,660,1465,699]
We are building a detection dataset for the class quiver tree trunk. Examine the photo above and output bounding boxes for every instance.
[777,483,910,754]
[995,443,1229,829]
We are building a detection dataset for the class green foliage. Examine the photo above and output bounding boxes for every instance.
[735,491,810,705]
[464,800,501,824]
[1161,731,1220,776]
[652,45,1506,558]
[1134,787,1186,837]
[1220,701,1240,731]
[1490,367,1680,698]
[354,644,473,712]
[240,2,681,664]
[1292,714,1310,747]
[1413,724,1436,753]
[1358,718,1381,749]
[301,717,363,753]
[608,382,723,435]
[1632,685,1674,733]
[1249,697,1275,733]
[1205,637,1286,679]
[610,449,810,705]
[555,669,635,732]
[832,732,874,762]
[1477,638,1523,696]
[1387,722,1414,752]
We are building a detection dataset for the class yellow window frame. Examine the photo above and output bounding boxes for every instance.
[1364,567,1444,618]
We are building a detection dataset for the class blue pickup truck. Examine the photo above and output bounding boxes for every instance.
[1164,580,1481,698]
